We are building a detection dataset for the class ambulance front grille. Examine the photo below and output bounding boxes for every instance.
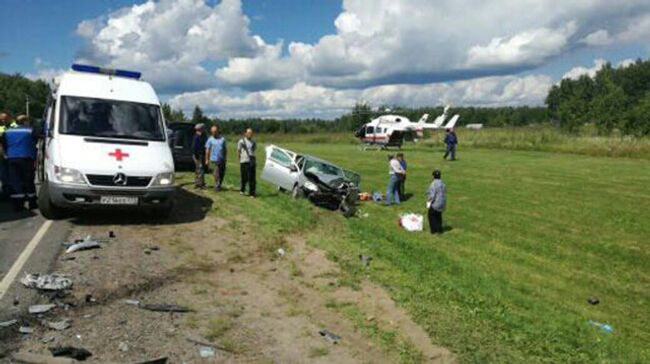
[86,174,152,187]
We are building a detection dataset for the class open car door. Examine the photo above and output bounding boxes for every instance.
[262,145,298,191]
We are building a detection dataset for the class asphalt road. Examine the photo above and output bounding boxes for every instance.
[0,199,70,323]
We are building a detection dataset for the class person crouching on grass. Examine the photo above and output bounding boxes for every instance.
[205,125,227,191]
[426,169,446,234]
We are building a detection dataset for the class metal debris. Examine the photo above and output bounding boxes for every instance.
[118,341,129,352]
[65,236,101,254]
[277,248,286,257]
[587,297,600,305]
[0,319,18,328]
[43,319,72,331]
[29,304,57,314]
[123,299,141,306]
[135,357,168,364]
[49,346,93,361]
[319,329,341,344]
[21,273,72,291]
[359,254,373,267]
[199,346,216,358]
[19,326,34,334]
[140,303,192,313]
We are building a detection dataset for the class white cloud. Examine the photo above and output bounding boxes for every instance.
[562,59,608,80]
[76,0,261,93]
[213,0,650,90]
[26,68,66,86]
[170,74,553,119]
[466,23,577,68]
[580,29,612,46]
[70,0,650,118]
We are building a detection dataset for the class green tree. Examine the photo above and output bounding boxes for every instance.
[590,77,627,134]
[191,105,209,125]
[623,92,650,136]
[161,103,173,123]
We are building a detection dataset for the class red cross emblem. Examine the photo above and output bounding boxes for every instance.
[108,148,130,161]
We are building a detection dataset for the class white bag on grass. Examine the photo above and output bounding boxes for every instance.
[400,213,424,232]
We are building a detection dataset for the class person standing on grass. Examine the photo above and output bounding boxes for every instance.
[426,169,446,234]
[385,154,405,205]
[205,125,227,191]
[191,123,207,189]
[237,128,257,197]
[397,152,407,200]
[443,128,458,160]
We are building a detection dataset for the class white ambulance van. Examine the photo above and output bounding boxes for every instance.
[37,64,175,219]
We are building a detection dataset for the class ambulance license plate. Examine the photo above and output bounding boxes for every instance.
[100,196,138,205]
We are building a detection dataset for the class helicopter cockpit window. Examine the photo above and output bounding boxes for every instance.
[395,118,401,122]
[366,126,374,134]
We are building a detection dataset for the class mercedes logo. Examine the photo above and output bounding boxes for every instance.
[113,173,127,186]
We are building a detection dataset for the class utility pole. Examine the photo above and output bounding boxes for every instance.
[25,95,31,118]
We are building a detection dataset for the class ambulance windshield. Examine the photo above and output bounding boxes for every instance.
[59,96,165,141]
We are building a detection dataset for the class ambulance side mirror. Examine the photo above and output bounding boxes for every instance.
[32,118,45,139]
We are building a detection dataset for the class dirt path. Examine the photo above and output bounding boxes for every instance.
[5,188,453,363]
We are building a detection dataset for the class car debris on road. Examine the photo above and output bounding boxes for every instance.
[19,326,34,334]
[42,318,72,331]
[139,303,192,313]
[0,319,18,328]
[49,346,92,361]
[319,329,341,344]
[21,273,73,291]
[65,235,101,254]
[29,303,57,314]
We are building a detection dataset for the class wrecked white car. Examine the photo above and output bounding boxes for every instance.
[262,145,360,217]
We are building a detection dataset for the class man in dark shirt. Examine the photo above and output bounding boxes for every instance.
[443,128,458,161]
[191,123,207,189]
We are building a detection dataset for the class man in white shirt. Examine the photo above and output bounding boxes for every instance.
[385,154,405,205]
[237,128,257,197]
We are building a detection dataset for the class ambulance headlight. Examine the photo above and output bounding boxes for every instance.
[303,180,319,192]
[54,166,86,185]
[152,172,175,186]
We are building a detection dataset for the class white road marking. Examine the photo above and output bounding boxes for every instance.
[0,220,53,301]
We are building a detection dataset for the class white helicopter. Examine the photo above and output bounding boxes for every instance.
[354,106,459,149]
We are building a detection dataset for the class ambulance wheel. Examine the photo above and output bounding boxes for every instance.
[38,184,65,220]
[291,184,303,199]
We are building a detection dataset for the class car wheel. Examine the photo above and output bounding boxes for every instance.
[38,183,65,220]
[291,184,303,199]
[339,201,356,218]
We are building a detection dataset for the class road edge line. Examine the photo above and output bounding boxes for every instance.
[0,220,53,301]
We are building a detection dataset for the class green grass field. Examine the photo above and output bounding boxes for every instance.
[182,141,649,363]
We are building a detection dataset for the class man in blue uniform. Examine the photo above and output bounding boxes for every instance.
[0,115,38,211]
[443,128,458,161]
[0,112,18,200]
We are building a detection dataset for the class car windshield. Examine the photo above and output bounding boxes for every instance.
[59,96,165,141]
[304,158,343,177]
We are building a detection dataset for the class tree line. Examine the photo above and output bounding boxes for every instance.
[3,57,649,137]
[0,73,50,119]
[546,58,650,136]
[164,103,550,135]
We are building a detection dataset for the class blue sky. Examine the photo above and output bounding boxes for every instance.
[1,0,648,119]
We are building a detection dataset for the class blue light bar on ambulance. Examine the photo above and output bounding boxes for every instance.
[71,64,142,80]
